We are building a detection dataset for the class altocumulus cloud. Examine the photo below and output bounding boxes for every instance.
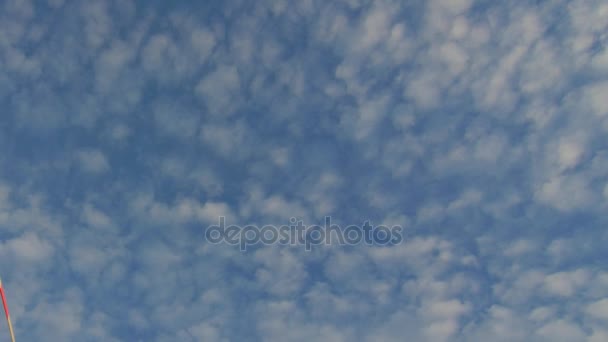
[0,0,607,341]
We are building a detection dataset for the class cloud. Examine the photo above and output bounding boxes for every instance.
[536,319,587,342]
[0,232,53,262]
[76,149,110,174]
[195,65,242,117]
[586,298,608,321]
[543,269,591,297]
[0,0,606,340]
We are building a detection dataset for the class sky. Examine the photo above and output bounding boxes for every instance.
[0,0,608,341]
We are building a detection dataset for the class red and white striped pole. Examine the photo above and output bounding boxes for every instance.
[0,278,15,342]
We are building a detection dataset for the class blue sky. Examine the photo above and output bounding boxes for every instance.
[0,0,608,340]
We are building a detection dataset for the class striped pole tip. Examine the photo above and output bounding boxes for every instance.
[0,278,15,342]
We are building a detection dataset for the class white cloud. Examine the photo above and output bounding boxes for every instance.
[584,82,608,117]
[153,99,199,139]
[76,149,110,173]
[107,123,130,142]
[195,65,242,117]
[1,0,607,340]
[0,232,53,262]
[82,204,113,229]
[543,269,591,297]
[504,239,536,257]
[557,137,586,171]
[254,248,308,297]
[586,298,608,321]
[536,319,586,342]
[529,306,555,322]
[199,120,251,160]
[535,174,593,211]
